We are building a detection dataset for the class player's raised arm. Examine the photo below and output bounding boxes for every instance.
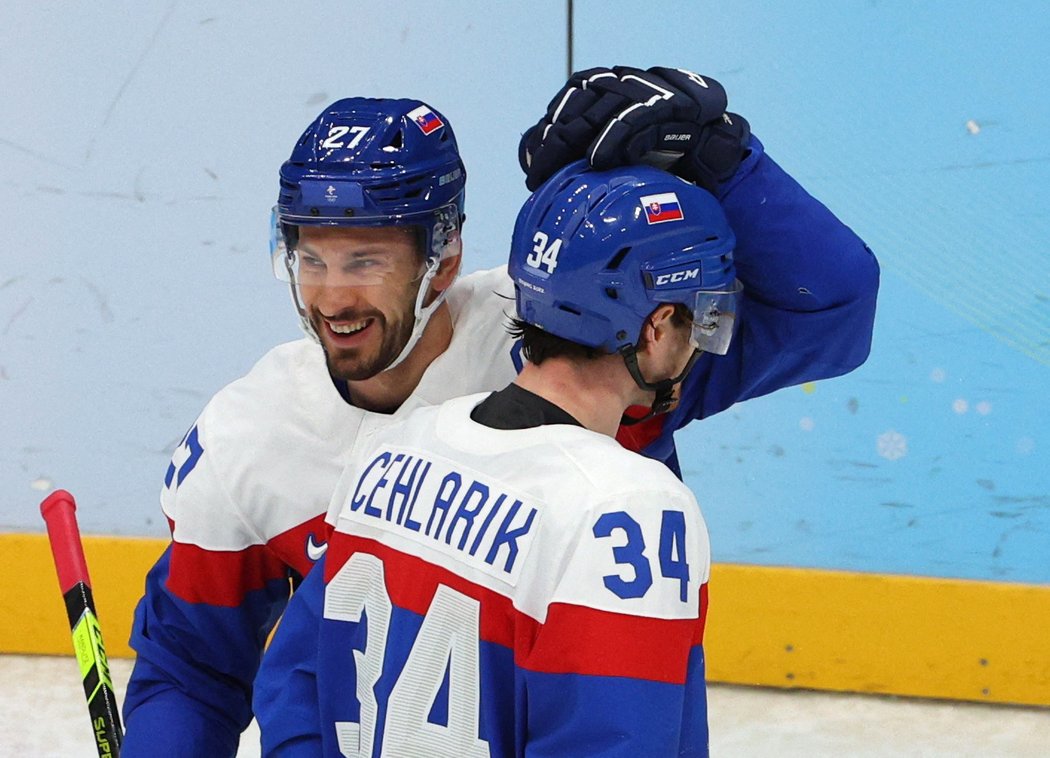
[519,65,879,469]
[675,136,880,421]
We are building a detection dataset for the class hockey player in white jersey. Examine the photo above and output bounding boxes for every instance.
[124,69,878,755]
[255,161,734,756]
[122,97,522,755]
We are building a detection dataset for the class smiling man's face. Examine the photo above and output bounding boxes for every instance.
[296,225,425,380]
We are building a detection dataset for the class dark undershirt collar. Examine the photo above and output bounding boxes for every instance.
[470,383,582,431]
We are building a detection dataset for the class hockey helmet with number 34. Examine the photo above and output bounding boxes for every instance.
[509,160,741,356]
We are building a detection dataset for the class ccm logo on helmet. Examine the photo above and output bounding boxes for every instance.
[654,268,700,286]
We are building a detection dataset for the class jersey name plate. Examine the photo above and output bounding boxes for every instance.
[334,444,540,587]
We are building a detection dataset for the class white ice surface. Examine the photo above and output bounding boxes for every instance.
[5,655,1047,757]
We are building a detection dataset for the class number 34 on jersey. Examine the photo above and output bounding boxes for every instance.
[319,505,702,755]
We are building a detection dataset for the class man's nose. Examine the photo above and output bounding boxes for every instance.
[315,277,365,313]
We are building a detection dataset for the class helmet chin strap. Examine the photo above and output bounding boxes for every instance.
[285,256,321,343]
[381,257,447,372]
[284,252,453,371]
[618,344,701,426]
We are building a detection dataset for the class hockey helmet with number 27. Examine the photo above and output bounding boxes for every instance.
[509,160,741,357]
[272,97,465,264]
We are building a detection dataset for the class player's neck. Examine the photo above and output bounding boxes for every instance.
[513,355,635,437]
[343,303,453,413]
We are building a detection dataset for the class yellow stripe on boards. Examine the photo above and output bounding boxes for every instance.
[3,533,1048,706]
[1,533,165,659]
[706,564,1050,707]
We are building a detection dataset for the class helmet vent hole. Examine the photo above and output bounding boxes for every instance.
[384,130,404,151]
[605,287,619,300]
[605,247,631,270]
[558,304,582,316]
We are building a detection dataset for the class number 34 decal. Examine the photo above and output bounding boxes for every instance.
[525,231,561,273]
[593,510,692,603]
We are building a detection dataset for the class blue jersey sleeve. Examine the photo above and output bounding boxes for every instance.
[122,544,292,756]
[253,557,325,757]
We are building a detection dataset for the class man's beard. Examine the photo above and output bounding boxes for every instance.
[311,308,416,381]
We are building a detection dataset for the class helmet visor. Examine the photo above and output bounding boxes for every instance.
[270,202,460,285]
[270,207,426,287]
[690,280,743,355]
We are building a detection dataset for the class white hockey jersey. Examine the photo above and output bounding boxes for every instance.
[158,265,519,601]
[256,392,711,756]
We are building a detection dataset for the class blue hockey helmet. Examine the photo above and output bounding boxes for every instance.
[509,160,741,357]
[272,97,465,270]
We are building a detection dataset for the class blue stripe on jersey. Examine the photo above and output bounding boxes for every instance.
[310,596,707,756]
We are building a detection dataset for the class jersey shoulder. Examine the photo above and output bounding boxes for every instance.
[193,339,334,450]
[446,265,514,340]
[414,267,519,404]
[164,339,364,547]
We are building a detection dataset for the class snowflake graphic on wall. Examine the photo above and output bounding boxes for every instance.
[877,430,908,461]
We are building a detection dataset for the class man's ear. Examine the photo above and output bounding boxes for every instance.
[428,243,462,301]
[644,303,679,345]
[634,303,677,358]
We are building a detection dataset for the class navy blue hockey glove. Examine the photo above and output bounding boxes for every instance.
[519,66,750,193]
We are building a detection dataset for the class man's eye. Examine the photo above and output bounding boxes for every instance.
[300,255,325,269]
[347,258,379,271]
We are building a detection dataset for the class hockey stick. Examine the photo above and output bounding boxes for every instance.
[40,489,123,758]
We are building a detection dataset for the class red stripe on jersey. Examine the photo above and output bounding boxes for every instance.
[267,513,331,577]
[166,541,287,606]
[324,534,530,648]
[696,582,709,644]
[523,599,701,684]
[324,533,705,684]
[165,513,330,606]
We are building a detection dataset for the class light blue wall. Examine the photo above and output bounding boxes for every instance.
[571,1,1049,582]
[1,1,565,533]
[4,2,1047,584]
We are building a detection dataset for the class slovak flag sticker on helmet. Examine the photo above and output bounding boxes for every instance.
[408,105,444,135]
[641,192,685,225]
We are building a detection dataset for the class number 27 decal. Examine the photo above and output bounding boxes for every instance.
[321,125,370,150]
[593,510,690,602]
